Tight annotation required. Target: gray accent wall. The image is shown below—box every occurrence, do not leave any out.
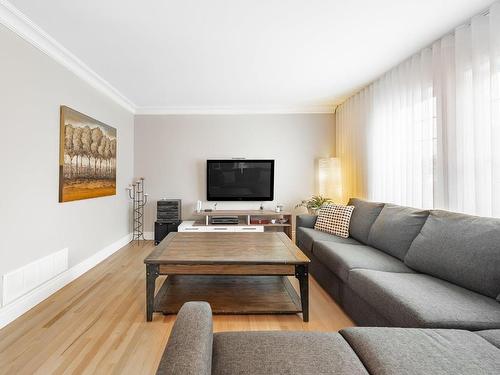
[134,114,335,233]
[0,24,134,305]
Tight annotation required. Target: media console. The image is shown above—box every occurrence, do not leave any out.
[178,210,294,239]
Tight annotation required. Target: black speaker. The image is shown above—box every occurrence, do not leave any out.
[157,199,181,223]
[154,221,180,245]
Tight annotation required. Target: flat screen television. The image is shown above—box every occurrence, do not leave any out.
[207,160,274,201]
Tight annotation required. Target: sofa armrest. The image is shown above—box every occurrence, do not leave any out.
[296,214,318,229]
[156,302,213,375]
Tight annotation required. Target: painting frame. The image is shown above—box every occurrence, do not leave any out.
[59,106,117,202]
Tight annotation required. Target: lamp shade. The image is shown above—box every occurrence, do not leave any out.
[317,157,342,203]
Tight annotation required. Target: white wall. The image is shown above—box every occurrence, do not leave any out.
[134,114,335,232]
[0,25,134,305]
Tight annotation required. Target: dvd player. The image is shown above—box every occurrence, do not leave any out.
[211,216,239,225]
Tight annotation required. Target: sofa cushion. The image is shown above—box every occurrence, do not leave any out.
[296,227,360,254]
[405,210,500,299]
[212,331,368,375]
[476,330,500,349]
[367,204,429,260]
[313,241,414,283]
[348,269,500,330]
[347,198,384,244]
[340,327,500,375]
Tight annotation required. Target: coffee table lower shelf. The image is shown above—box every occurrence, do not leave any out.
[153,275,303,315]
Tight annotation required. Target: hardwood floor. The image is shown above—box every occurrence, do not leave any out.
[0,241,354,375]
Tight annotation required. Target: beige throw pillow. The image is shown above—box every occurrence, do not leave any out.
[314,204,354,238]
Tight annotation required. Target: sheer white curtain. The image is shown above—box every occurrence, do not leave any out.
[336,1,500,217]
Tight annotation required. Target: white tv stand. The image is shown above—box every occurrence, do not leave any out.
[178,210,294,239]
[179,221,264,233]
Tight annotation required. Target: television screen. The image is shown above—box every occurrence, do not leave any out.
[207,160,274,201]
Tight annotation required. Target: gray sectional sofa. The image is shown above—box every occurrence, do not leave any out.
[296,198,500,330]
[156,302,500,375]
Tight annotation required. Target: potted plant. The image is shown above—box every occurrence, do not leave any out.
[295,195,334,215]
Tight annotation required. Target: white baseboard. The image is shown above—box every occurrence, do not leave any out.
[0,233,132,330]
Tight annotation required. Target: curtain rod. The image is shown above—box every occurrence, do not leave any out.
[456,7,491,30]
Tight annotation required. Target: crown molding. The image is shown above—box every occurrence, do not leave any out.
[0,1,336,116]
[0,0,136,113]
[135,105,336,115]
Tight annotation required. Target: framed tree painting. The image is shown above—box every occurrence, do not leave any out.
[59,106,117,202]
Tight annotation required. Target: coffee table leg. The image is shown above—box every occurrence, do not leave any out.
[146,264,159,321]
[295,265,309,322]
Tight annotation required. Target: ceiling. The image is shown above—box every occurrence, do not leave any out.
[4,0,495,113]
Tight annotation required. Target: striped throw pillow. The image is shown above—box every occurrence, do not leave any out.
[314,204,354,238]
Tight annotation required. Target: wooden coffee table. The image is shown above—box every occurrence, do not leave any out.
[144,232,310,322]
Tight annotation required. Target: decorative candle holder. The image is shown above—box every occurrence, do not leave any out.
[127,177,148,244]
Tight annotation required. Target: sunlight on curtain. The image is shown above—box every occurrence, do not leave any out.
[336,1,500,217]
